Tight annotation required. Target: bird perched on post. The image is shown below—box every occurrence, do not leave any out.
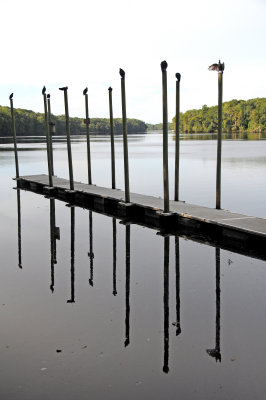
[119,68,125,78]
[83,87,88,95]
[9,93,13,100]
[42,86,46,95]
[208,60,225,72]
[59,86,68,91]
[175,73,181,82]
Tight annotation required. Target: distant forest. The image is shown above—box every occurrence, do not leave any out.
[1,97,265,137]
[172,98,266,133]
[0,106,147,137]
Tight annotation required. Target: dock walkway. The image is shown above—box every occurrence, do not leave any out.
[17,174,266,259]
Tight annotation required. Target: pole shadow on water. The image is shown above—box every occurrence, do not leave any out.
[206,247,221,362]
[175,236,181,336]
[163,236,170,373]
[67,207,75,303]
[16,188,22,269]
[113,218,117,296]
[50,199,60,293]
[88,211,94,286]
[124,224,131,347]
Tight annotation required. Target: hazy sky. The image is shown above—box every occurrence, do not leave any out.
[0,0,265,123]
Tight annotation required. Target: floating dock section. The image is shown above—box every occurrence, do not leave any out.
[17,174,266,260]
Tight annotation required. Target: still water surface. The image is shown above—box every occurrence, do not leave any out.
[0,133,265,399]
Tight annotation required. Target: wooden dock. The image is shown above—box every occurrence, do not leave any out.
[17,174,266,260]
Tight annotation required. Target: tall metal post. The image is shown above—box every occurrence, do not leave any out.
[208,60,224,209]
[9,93,19,179]
[47,94,54,176]
[161,61,169,213]
[174,73,181,201]
[119,69,130,203]
[83,88,92,185]
[216,72,223,209]
[59,87,74,190]
[42,87,53,187]
[109,87,116,189]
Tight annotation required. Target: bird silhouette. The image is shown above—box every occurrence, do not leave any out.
[175,73,181,82]
[161,60,168,71]
[83,87,88,95]
[59,86,68,91]
[208,60,224,72]
[42,86,46,95]
[119,68,125,78]
[9,93,13,100]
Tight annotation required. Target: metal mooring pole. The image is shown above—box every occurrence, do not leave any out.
[208,60,224,209]
[83,87,92,185]
[9,93,19,179]
[161,61,169,213]
[47,94,54,176]
[42,87,53,187]
[120,69,130,203]
[108,87,116,189]
[174,73,181,201]
[59,86,74,190]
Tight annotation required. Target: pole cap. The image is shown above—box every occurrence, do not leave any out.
[175,73,181,82]
[108,86,113,91]
[59,86,68,91]
[83,87,88,95]
[9,93,13,100]
[42,86,46,95]
[119,68,125,78]
[161,60,168,72]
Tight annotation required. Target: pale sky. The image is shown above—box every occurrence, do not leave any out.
[0,0,265,123]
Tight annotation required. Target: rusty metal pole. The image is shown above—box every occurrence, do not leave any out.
[174,73,181,201]
[59,87,74,190]
[120,69,130,203]
[109,87,116,189]
[161,61,169,213]
[42,87,53,187]
[9,93,19,179]
[83,87,92,185]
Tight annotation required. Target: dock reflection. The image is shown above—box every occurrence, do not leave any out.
[50,199,60,293]
[124,224,130,347]
[67,207,75,303]
[206,247,221,362]
[15,194,227,373]
[17,189,22,269]
[88,211,94,287]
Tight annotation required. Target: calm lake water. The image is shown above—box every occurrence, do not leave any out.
[0,132,265,400]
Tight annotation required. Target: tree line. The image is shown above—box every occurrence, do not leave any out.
[172,98,266,133]
[0,106,147,137]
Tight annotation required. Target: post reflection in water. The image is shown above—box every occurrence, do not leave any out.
[175,236,181,336]
[206,247,221,362]
[17,189,22,269]
[88,211,94,287]
[67,207,75,303]
[163,236,170,374]
[124,224,130,347]
[49,199,60,293]
[112,218,117,296]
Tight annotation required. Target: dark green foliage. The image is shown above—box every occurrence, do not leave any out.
[172,98,266,133]
[0,106,147,136]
